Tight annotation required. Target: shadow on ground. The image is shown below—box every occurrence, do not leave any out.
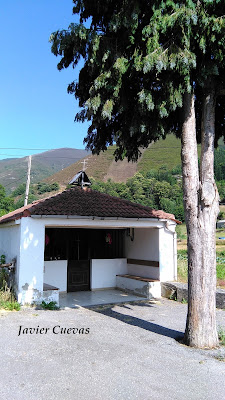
[86,302,184,341]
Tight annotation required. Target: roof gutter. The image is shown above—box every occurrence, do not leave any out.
[30,214,172,223]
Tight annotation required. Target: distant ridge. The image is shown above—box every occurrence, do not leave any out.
[0,148,90,193]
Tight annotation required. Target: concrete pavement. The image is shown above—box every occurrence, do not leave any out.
[0,298,224,400]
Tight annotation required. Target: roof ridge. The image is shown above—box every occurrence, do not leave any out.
[88,187,154,210]
[0,186,180,224]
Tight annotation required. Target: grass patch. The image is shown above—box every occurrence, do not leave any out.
[216,251,225,281]
[0,300,20,311]
[177,250,188,282]
[138,134,201,174]
[0,290,20,311]
[138,135,182,173]
[177,249,225,286]
[176,223,187,241]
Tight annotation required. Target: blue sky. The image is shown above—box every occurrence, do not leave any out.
[0,0,90,160]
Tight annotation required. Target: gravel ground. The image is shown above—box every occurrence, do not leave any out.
[0,298,224,400]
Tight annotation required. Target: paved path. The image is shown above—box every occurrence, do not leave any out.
[0,299,224,400]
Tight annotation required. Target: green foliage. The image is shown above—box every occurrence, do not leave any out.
[138,135,185,173]
[171,165,182,175]
[0,299,21,311]
[214,148,225,180]
[159,198,177,215]
[11,182,60,198]
[11,183,26,197]
[176,224,187,240]
[177,250,188,282]
[218,211,225,220]
[41,301,59,310]
[50,1,225,159]
[36,182,60,194]
[154,181,171,204]
[0,255,6,265]
[217,181,225,202]
[218,327,225,346]
[0,184,15,217]
[14,194,38,210]
[50,182,60,191]
[216,251,225,280]
[10,182,60,209]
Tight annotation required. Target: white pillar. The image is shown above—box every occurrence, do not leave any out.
[159,223,177,282]
[18,218,45,304]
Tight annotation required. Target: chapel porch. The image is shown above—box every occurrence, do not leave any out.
[59,288,147,308]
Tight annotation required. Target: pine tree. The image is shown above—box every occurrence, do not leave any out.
[50,0,225,348]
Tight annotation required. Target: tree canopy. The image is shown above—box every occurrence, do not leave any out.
[51,0,225,158]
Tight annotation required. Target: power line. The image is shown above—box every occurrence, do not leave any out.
[0,147,181,151]
[0,154,90,159]
[0,147,53,150]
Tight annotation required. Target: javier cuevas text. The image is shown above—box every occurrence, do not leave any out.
[18,325,90,336]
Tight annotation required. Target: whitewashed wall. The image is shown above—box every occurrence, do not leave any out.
[159,224,177,282]
[91,258,127,289]
[18,218,45,303]
[44,260,67,292]
[125,228,160,279]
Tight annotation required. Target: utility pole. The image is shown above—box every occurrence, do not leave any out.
[24,155,32,206]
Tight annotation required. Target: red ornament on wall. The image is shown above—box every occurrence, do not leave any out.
[105,233,112,245]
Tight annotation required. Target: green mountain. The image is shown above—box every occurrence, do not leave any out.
[44,135,197,187]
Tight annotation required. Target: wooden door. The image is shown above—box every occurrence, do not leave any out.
[67,260,90,292]
[67,229,90,292]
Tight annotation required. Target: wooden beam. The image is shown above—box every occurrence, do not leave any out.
[127,258,159,268]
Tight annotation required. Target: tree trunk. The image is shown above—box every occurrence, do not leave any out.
[182,89,219,348]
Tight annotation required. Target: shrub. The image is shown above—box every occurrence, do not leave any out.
[0,300,21,311]
[218,211,225,221]
[218,327,225,346]
[0,254,6,264]
[41,301,59,310]
[50,182,60,191]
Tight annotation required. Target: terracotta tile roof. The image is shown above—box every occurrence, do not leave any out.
[0,187,180,224]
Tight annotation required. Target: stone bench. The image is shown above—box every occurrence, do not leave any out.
[42,283,60,306]
[43,283,59,291]
[116,274,161,299]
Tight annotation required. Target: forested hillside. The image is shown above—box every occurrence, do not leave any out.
[1,135,225,221]
[91,167,185,221]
